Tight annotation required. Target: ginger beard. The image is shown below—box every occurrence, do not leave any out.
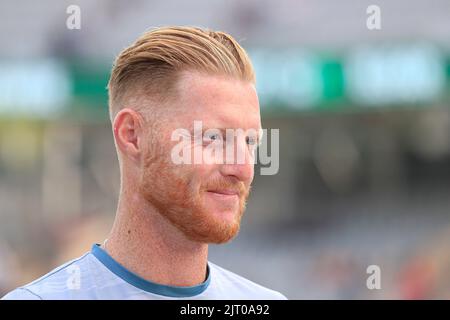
[139,148,251,244]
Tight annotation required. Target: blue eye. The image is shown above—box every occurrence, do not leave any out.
[246,136,257,146]
[209,134,220,141]
[203,132,222,144]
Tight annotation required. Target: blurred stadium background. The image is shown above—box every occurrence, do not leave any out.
[1,0,450,299]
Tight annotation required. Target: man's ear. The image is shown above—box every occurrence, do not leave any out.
[113,108,145,163]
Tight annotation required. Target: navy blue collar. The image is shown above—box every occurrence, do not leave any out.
[91,244,211,297]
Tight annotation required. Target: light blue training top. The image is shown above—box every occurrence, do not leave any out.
[2,244,287,300]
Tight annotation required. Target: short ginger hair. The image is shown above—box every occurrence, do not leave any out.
[107,26,255,122]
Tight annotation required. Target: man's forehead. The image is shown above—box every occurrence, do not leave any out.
[174,71,261,128]
[176,71,258,105]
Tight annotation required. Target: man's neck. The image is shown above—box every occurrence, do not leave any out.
[104,192,209,287]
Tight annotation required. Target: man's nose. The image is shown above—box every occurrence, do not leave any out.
[219,139,254,183]
[219,162,254,184]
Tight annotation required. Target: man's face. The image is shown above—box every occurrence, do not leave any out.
[139,71,261,244]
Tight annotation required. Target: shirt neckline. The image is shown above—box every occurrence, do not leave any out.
[91,243,211,298]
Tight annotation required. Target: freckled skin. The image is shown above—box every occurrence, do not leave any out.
[139,71,261,244]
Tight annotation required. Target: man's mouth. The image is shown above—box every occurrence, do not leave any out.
[206,189,241,203]
[207,189,239,196]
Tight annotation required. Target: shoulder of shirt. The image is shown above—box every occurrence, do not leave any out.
[1,251,92,300]
[208,261,288,300]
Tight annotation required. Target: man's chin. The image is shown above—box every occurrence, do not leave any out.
[201,225,241,244]
[208,207,239,224]
[182,213,242,244]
